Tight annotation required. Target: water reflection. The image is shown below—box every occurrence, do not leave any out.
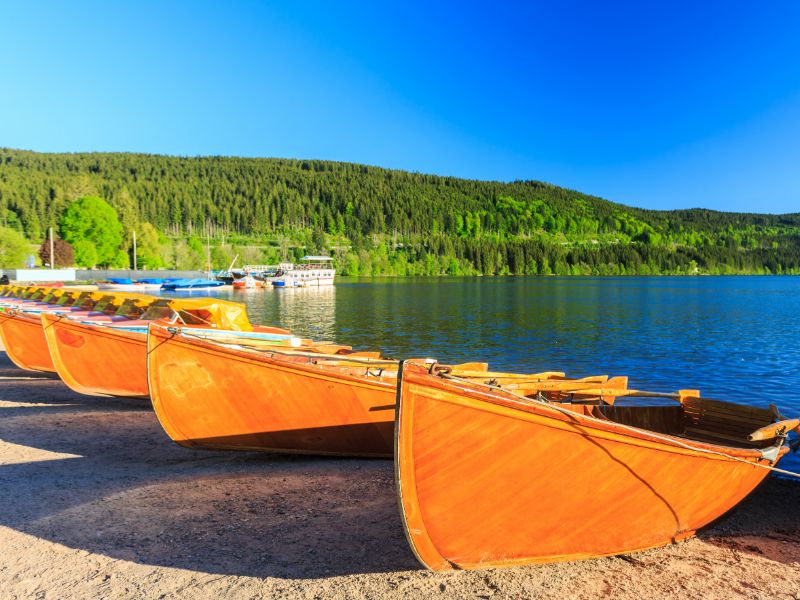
[249,287,337,341]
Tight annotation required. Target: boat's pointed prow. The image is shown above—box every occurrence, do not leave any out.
[0,309,56,372]
[395,360,458,571]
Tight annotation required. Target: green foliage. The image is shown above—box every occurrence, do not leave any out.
[134,222,164,269]
[110,249,130,269]
[58,196,124,267]
[72,240,98,268]
[0,226,30,267]
[1,148,799,276]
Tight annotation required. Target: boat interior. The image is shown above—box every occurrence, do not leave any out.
[427,365,783,450]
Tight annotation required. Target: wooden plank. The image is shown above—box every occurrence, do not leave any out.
[502,379,614,392]
[447,369,567,379]
[683,409,769,426]
[683,427,760,446]
[684,398,772,417]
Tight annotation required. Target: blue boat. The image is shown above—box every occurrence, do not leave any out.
[160,278,226,291]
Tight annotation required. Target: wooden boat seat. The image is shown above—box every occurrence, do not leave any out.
[598,404,685,436]
[593,397,776,449]
[680,396,775,448]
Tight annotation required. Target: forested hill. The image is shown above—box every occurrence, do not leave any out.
[1,147,799,275]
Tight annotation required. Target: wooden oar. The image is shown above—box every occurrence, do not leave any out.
[344,351,383,359]
[558,388,700,400]
[447,369,567,379]
[748,419,800,441]
[449,362,489,372]
[214,342,398,365]
[502,377,615,393]
[184,334,309,349]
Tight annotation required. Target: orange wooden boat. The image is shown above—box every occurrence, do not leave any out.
[0,287,90,371]
[0,309,58,371]
[395,360,798,570]
[43,297,286,398]
[146,323,625,457]
[146,322,399,456]
[0,285,46,303]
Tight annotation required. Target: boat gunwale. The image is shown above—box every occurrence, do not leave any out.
[42,312,148,344]
[403,362,779,461]
[147,323,397,393]
[411,362,789,462]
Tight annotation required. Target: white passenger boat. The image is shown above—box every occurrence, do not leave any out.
[272,256,335,287]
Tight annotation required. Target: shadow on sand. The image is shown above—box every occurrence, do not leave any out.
[2,354,798,578]
[0,355,418,579]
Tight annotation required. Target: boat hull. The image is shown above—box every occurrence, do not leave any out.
[395,361,783,570]
[0,310,56,372]
[41,313,149,397]
[146,325,396,456]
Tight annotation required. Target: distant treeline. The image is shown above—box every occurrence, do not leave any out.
[1,147,799,274]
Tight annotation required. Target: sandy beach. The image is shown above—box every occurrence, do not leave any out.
[0,353,798,599]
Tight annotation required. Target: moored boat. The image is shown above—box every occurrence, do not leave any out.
[0,307,59,371]
[161,278,226,291]
[42,297,290,398]
[97,278,147,292]
[147,322,397,455]
[232,274,260,289]
[0,288,126,372]
[394,360,798,570]
[146,324,621,457]
[272,256,335,287]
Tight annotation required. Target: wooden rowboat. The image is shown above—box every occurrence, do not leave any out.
[43,298,290,398]
[146,322,399,456]
[1,291,152,372]
[0,309,58,371]
[146,323,626,457]
[395,360,797,570]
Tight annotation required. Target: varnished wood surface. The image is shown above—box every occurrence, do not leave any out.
[0,311,56,372]
[41,313,150,397]
[146,324,398,457]
[395,361,786,571]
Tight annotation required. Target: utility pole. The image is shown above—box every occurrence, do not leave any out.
[206,233,211,279]
[49,227,54,269]
[133,230,137,271]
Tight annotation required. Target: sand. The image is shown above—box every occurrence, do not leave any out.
[0,353,798,599]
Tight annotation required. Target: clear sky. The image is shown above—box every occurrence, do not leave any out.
[1,1,799,213]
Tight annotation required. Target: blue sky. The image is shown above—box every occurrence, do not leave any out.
[1,1,799,213]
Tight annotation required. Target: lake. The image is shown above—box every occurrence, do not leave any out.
[176,276,800,471]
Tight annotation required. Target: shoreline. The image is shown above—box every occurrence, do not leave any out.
[0,354,797,598]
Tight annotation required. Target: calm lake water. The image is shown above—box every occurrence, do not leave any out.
[175,276,800,471]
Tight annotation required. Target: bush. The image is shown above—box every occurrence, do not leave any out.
[0,227,30,268]
[39,238,74,268]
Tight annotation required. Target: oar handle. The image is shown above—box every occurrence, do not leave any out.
[560,388,701,400]
[748,419,800,442]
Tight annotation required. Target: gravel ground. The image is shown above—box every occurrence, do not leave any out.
[0,353,798,599]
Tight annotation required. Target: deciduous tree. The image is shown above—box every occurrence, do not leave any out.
[59,196,123,267]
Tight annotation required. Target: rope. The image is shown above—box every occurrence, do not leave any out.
[175,309,209,327]
[432,367,800,480]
